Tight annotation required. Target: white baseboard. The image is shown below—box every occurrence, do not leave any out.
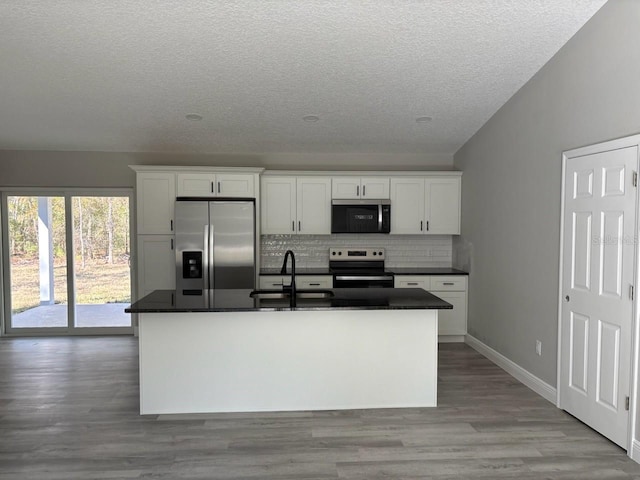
[631,439,640,463]
[464,334,557,404]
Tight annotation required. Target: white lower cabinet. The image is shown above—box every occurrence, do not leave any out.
[137,235,175,298]
[430,291,467,336]
[259,275,333,290]
[394,275,467,339]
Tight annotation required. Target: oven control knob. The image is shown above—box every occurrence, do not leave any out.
[338,251,342,255]
[332,251,336,256]
[378,251,383,256]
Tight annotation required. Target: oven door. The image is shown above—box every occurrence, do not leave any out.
[333,274,394,288]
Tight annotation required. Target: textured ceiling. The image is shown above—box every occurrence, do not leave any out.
[0,0,607,155]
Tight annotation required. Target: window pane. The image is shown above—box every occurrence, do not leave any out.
[72,197,131,327]
[9,196,68,328]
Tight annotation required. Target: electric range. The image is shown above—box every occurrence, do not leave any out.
[329,248,394,288]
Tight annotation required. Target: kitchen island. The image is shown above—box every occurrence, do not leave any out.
[127,288,451,415]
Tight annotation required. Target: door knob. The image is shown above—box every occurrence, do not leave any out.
[565,295,570,302]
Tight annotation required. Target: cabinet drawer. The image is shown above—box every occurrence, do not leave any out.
[431,276,466,291]
[259,275,332,290]
[259,276,286,289]
[297,276,333,289]
[394,276,431,290]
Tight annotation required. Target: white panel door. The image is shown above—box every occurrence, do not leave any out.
[261,177,296,234]
[297,177,331,234]
[560,146,637,448]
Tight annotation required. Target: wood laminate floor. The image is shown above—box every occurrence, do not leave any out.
[1,337,639,479]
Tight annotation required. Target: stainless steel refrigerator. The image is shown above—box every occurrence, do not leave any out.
[175,199,256,292]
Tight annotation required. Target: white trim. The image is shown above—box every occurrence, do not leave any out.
[130,165,265,174]
[1,189,135,336]
[563,134,640,159]
[631,439,640,463]
[465,334,557,404]
[261,169,462,177]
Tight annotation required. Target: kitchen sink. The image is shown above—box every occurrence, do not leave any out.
[249,289,334,300]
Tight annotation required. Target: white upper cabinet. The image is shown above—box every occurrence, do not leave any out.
[217,174,255,197]
[332,177,389,199]
[390,176,461,235]
[297,177,331,234]
[261,176,296,234]
[261,176,331,235]
[425,177,461,234]
[361,177,390,199]
[137,172,176,234]
[177,173,216,196]
[390,178,425,234]
[177,173,255,198]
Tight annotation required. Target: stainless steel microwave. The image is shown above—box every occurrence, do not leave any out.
[331,199,391,234]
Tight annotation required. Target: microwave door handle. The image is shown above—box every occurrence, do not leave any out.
[378,204,383,232]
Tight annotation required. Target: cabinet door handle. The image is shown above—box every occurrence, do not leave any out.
[217,181,221,194]
[171,238,174,250]
[362,185,366,197]
[426,221,429,231]
[170,220,173,231]
[309,283,320,286]
[292,221,295,232]
[420,221,423,231]
[443,282,454,285]
[272,282,283,287]
[356,185,359,197]
[298,221,301,231]
[211,182,214,193]
[407,282,418,286]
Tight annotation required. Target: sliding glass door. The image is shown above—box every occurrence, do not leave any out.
[72,196,131,328]
[2,190,133,334]
[7,196,68,329]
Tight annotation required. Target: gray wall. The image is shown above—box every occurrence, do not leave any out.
[0,150,453,188]
[453,0,640,386]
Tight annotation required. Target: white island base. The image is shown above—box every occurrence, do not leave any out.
[138,309,438,414]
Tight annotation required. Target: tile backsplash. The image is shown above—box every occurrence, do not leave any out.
[261,234,452,269]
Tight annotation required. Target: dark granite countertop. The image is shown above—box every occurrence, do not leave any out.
[260,268,332,275]
[388,268,468,276]
[126,288,452,313]
[260,267,468,276]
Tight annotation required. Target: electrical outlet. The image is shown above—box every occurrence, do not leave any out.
[536,340,542,356]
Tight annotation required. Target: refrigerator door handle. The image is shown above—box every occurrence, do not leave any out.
[203,225,210,290]
[208,223,215,290]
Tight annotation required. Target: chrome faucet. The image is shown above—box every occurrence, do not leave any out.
[280,250,296,306]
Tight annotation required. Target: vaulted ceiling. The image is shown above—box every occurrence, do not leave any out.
[0,0,607,155]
